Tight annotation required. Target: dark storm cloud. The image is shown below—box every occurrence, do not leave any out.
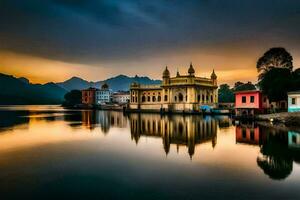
[1,0,300,64]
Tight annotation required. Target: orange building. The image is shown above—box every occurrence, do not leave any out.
[81,87,98,105]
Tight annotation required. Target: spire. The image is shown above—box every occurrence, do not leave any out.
[211,69,217,79]
[176,68,180,77]
[188,62,195,76]
[163,66,170,78]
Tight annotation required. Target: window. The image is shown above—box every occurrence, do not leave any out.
[292,98,296,105]
[250,96,255,103]
[211,95,213,103]
[250,130,254,140]
[142,96,146,102]
[158,96,161,102]
[152,96,156,102]
[197,95,200,102]
[178,93,183,102]
[242,96,246,103]
[292,135,297,144]
[175,96,177,102]
[147,96,151,102]
[242,129,246,138]
[164,95,168,101]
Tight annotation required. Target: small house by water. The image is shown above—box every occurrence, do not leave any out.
[288,91,300,112]
[234,90,269,117]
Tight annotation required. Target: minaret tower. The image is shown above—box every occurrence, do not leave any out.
[162,66,170,85]
[211,69,217,86]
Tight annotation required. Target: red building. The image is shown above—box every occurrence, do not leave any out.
[82,87,98,105]
[235,90,269,117]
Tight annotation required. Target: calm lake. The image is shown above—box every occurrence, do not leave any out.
[0,105,299,199]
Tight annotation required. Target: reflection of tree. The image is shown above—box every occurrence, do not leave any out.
[257,132,293,180]
[0,110,29,132]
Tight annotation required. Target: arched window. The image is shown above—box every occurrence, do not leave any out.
[202,94,205,101]
[206,95,208,101]
[158,96,161,102]
[197,95,200,102]
[147,96,151,102]
[175,96,177,102]
[135,97,137,102]
[211,95,213,103]
[164,95,168,101]
[142,96,146,102]
[179,93,183,102]
[132,97,134,102]
[152,96,156,102]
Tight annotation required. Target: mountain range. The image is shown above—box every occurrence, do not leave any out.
[56,75,161,91]
[0,73,161,105]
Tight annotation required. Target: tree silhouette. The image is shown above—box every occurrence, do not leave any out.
[257,47,293,80]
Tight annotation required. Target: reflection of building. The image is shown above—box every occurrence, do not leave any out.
[288,131,300,148]
[82,87,97,105]
[81,110,128,133]
[288,91,300,112]
[96,83,112,105]
[129,114,218,158]
[81,110,97,130]
[235,123,300,180]
[235,90,269,117]
[129,64,218,112]
[112,91,130,104]
[236,123,261,145]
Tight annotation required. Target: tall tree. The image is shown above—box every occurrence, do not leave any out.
[257,47,293,80]
[63,90,82,106]
[259,68,292,102]
[218,84,234,103]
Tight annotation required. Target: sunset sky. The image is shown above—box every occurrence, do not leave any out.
[1,0,300,85]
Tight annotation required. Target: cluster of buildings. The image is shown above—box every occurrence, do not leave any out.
[81,83,130,106]
[80,63,300,115]
[234,90,300,117]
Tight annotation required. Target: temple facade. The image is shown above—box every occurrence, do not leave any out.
[129,63,218,112]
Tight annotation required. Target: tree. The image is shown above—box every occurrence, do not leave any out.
[259,68,292,102]
[257,47,293,80]
[63,90,82,106]
[291,68,300,91]
[218,84,234,103]
[234,81,256,91]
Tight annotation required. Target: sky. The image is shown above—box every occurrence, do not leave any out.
[0,0,300,85]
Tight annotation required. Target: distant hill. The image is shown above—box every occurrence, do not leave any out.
[57,74,161,91]
[0,73,67,105]
[0,73,161,105]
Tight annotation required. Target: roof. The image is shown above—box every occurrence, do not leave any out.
[234,90,261,94]
[288,90,300,95]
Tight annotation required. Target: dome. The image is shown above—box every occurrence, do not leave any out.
[211,69,217,79]
[188,62,195,75]
[101,83,109,89]
[163,66,170,78]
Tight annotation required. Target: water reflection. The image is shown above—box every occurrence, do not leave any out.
[129,114,218,158]
[0,106,299,183]
[236,123,300,180]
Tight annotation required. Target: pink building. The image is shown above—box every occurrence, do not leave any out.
[235,90,269,117]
